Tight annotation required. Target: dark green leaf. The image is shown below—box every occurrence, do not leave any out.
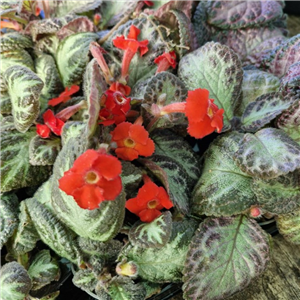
[0,91,12,114]
[1,49,34,74]
[0,32,33,52]
[72,268,98,293]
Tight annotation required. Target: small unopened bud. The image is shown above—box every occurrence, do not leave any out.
[249,206,262,218]
[94,14,101,26]
[116,260,138,278]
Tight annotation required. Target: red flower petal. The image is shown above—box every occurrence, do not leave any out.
[137,182,160,204]
[109,82,131,96]
[115,147,139,161]
[72,149,102,173]
[185,89,209,122]
[125,197,141,214]
[72,185,105,209]
[134,138,155,157]
[58,172,85,195]
[100,177,122,200]
[93,154,122,180]
[187,117,215,139]
[211,109,224,133]
[157,186,173,209]
[129,124,149,145]
[36,124,51,138]
[127,25,140,40]
[50,117,64,136]
[43,109,56,127]
[111,122,132,141]
[139,209,161,223]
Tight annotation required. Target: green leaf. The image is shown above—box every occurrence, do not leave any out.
[56,32,98,86]
[49,0,102,18]
[107,276,146,300]
[142,72,188,130]
[72,268,98,293]
[0,262,32,300]
[192,132,256,217]
[276,207,300,245]
[0,32,33,52]
[241,92,293,132]
[35,35,60,57]
[183,216,270,300]
[252,170,300,214]
[276,99,300,145]
[178,42,243,128]
[234,128,300,179]
[0,193,19,249]
[51,123,126,241]
[6,201,39,256]
[29,135,61,166]
[129,211,172,248]
[83,58,107,138]
[26,197,82,264]
[1,127,51,193]
[35,54,64,112]
[280,61,300,96]
[0,91,12,114]
[123,219,198,283]
[236,69,280,116]
[206,1,283,29]
[1,50,34,74]
[28,250,60,290]
[4,65,43,133]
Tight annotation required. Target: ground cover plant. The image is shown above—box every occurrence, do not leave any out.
[0,1,300,300]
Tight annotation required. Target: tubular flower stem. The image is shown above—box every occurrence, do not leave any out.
[89,42,114,84]
[55,100,87,122]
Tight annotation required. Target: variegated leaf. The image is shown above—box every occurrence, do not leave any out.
[183,216,270,300]
[0,91,12,114]
[56,32,98,86]
[129,211,172,248]
[276,207,300,245]
[123,219,198,283]
[280,61,300,96]
[1,127,51,193]
[234,128,300,179]
[241,92,294,132]
[178,42,243,129]
[1,49,34,74]
[72,268,97,292]
[29,135,61,166]
[0,32,33,52]
[192,132,256,217]
[28,250,60,290]
[0,193,19,249]
[4,65,43,133]
[0,262,32,300]
[26,197,82,264]
[252,170,300,214]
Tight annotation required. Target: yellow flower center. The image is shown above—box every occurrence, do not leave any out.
[115,95,127,105]
[124,138,135,148]
[85,171,99,184]
[207,106,214,118]
[147,199,158,209]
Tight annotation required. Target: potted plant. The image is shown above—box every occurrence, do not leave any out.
[0,1,299,300]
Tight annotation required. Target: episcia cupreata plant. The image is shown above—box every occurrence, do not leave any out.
[1,1,300,300]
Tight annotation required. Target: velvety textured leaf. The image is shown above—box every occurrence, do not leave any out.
[183,216,270,300]
[0,262,32,300]
[279,61,300,96]
[35,54,64,112]
[34,35,60,57]
[28,250,60,290]
[0,32,33,52]
[107,276,146,300]
[192,132,256,217]
[276,99,300,144]
[276,207,300,245]
[29,135,61,166]
[56,32,98,86]
[129,211,172,248]
[206,1,283,29]
[123,219,198,283]
[1,127,51,193]
[257,34,300,78]
[51,122,126,241]
[234,128,300,179]
[0,193,19,249]
[83,58,107,138]
[0,91,12,114]
[103,17,170,88]
[4,65,43,133]
[1,49,34,74]
[236,69,280,116]
[241,92,293,132]
[49,0,102,18]
[142,72,187,130]
[178,42,243,128]
[26,197,82,264]
[212,26,286,62]
[252,170,300,214]
[0,115,15,132]
[6,201,39,256]
[72,268,97,293]
[140,130,201,215]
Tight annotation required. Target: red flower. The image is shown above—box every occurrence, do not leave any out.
[185,88,224,139]
[154,51,177,74]
[36,109,65,138]
[48,85,80,106]
[58,149,122,210]
[109,82,131,96]
[110,122,155,161]
[126,181,173,222]
[99,90,131,126]
[143,1,154,6]
[113,25,149,83]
